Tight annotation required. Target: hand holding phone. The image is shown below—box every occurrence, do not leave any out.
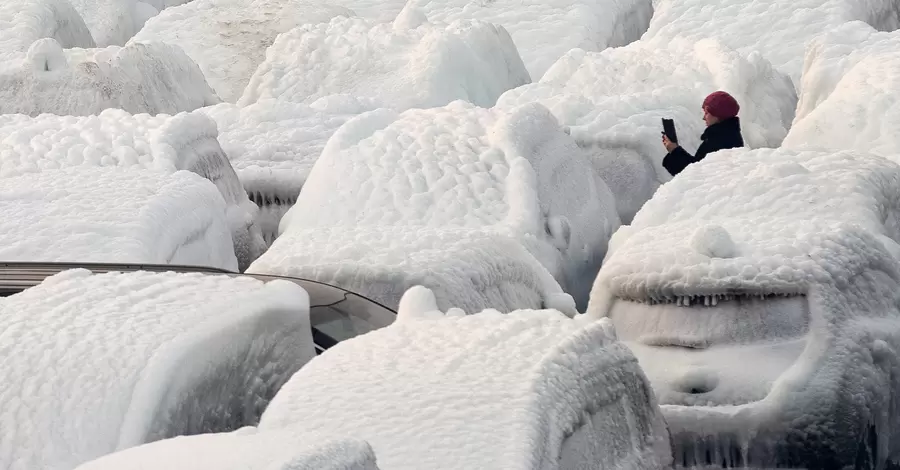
[662,118,678,144]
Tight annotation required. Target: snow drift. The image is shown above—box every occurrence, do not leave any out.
[588,148,900,468]
[0,39,220,116]
[132,0,353,102]
[642,0,900,88]
[497,36,796,223]
[398,0,653,79]
[238,12,531,108]
[0,110,266,269]
[249,101,620,312]
[256,286,672,469]
[0,270,315,470]
[200,97,379,244]
[77,432,379,470]
[0,0,94,61]
[0,168,238,269]
[785,23,900,157]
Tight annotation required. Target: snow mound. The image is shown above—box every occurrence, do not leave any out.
[238,14,530,108]
[497,36,796,223]
[249,101,620,311]
[0,110,266,270]
[76,431,379,470]
[785,24,900,157]
[0,39,220,116]
[258,287,672,469]
[399,0,652,79]
[68,0,155,46]
[132,0,353,102]
[642,0,900,88]
[589,147,900,304]
[0,167,237,269]
[587,148,900,468]
[0,0,95,60]
[0,270,315,470]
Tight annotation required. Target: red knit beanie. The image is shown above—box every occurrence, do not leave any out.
[703,91,740,119]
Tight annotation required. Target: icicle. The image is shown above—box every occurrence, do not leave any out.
[711,295,718,306]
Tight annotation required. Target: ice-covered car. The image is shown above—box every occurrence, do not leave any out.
[0,110,265,269]
[587,148,900,468]
[252,286,671,470]
[249,101,620,312]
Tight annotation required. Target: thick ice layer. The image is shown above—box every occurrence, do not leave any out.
[238,14,530,108]
[76,431,379,470]
[67,0,154,46]
[642,0,900,88]
[497,36,796,222]
[251,101,619,310]
[0,39,220,116]
[0,167,237,270]
[132,0,352,102]
[258,287,672,469]
[0,110,266,269]
[0,0,95,60]
[587,148,900,467]
[0,270,315,470]
[785,25,900,156]
[400,0,652,78]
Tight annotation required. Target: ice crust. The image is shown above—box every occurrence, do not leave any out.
[257,286,672,469]
[76,432,380,470]
[132,0,353,102]
[497,36,796,223]
[785,24,900,158]
[0,0,95,61]
[0,168,238,269]
[0,270,315,470]
[400,0,653,79]
[0,39,220,117]
[642,0,900,88]
[0,110,266,269]
[587,148,900,468]
[249,101,620,312]
[238,14,531,109]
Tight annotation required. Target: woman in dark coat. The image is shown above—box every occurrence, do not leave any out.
[662,91,745,176]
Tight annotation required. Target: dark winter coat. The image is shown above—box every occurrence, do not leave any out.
[662,116,744,176]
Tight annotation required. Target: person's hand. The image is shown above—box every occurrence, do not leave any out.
[662,133,679,152]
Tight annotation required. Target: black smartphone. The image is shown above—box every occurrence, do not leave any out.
[662,118,678,144]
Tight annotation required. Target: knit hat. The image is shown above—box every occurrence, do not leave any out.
[702,91,740,119]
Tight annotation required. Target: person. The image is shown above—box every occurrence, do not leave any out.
[662,91,744,176]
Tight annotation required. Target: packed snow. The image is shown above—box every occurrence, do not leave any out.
[77,432,379,470]
[132,0,353,102]
[0,0,94,61]
[201,97,379,243]
[0,270,315,470]
[250,101,619,311]
[784,24,900,157]
[255,286,671,470]
[642,0,900,88]
[497,36,796,222]
[0,167,237,269]
[397,0,653,79]
[238,13,530,108]
[588,148,900,468]
[67,0,156,46]
[0,39,220,116]
[0,110,266,269]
